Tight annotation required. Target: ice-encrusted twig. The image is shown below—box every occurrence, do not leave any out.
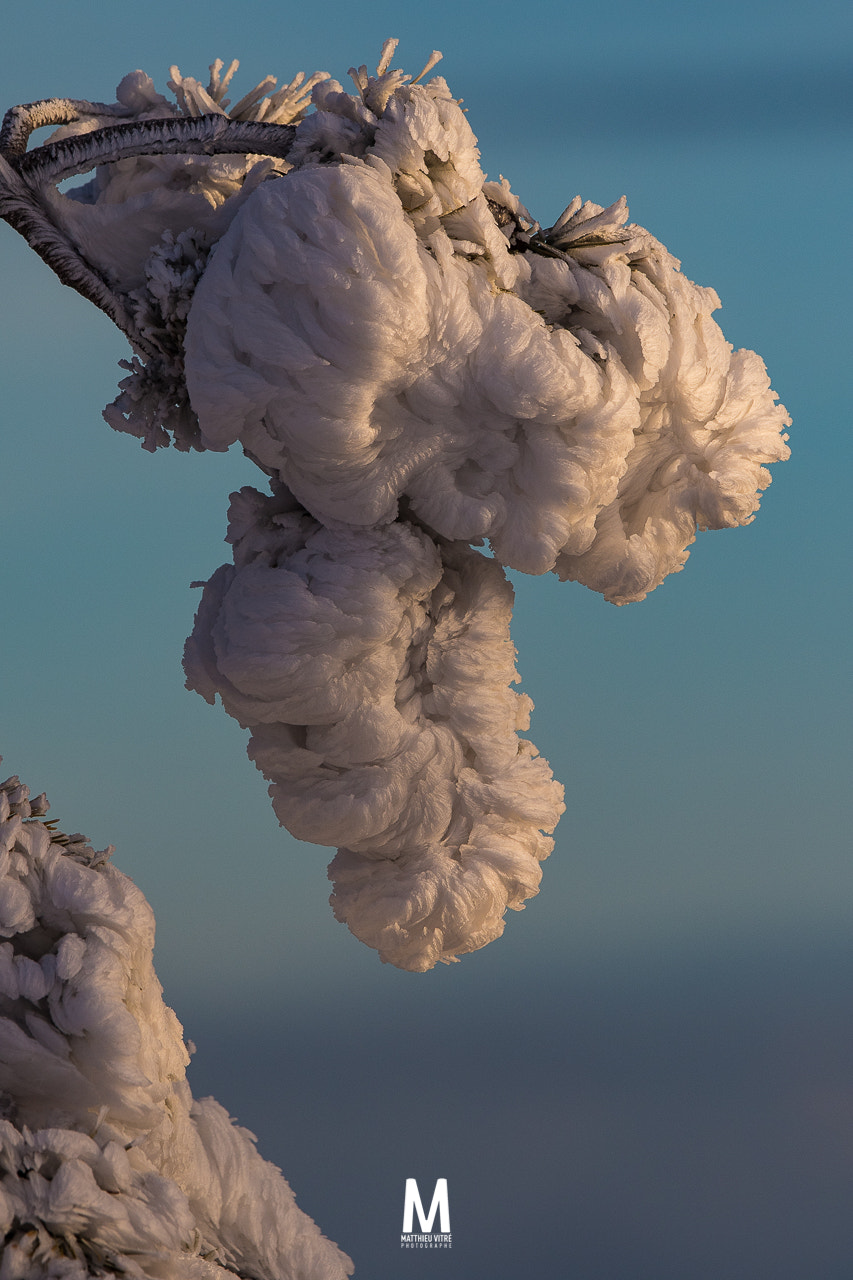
[0,96,134,158]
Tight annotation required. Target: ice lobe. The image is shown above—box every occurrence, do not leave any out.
[183,90,641,580]
[184,485,564,971]
[0,772,353,1278]
[183,70,790,599]
[516,206,793,601]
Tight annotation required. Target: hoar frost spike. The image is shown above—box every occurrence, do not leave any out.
[0,44,790,972]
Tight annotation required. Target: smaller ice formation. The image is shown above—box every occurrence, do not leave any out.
[0,41,790,971]
[0,770,353,1279]
[183,484,564,971]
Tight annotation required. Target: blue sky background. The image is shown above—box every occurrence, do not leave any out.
[1,2,851,1276]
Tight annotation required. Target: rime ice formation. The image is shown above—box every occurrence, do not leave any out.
[183,484,564,970]
[0,770,353,1278]
[0,41,790,968]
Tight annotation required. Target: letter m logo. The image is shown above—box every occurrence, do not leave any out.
[403,1178,450,1233]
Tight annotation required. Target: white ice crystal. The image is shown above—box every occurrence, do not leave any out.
[0,43,790,969]
[0,771,353,1278]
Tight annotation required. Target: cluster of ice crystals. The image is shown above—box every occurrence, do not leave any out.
[0,772,353,1278]
[167,59,330,126]
[7,45,789,968]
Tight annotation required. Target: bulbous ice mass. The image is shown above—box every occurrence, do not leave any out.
[184,484,564,970]
[183,161,638,579]
[181,71,789,600]
[0,41,790,967]
[0,771,352,1278]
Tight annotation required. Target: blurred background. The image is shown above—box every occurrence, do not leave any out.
[1,2,851,1275]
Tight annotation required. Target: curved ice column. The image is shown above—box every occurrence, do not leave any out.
[183,485,564,971]
[0,772,353,1278]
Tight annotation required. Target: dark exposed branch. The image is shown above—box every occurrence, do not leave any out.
[0,97,134,158]
[0,153,153,353]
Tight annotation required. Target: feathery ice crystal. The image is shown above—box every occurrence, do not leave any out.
[0,41,790,969]
[0,770,353,1277]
